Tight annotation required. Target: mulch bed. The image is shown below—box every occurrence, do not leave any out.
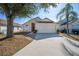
[0,35,32,56]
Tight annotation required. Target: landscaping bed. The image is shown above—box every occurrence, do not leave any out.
[60,33,79,41]
[0,35,32,56]
[14,31,30,35]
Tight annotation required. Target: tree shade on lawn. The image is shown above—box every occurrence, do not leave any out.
[0,3,57,38]
[57,3,78,34]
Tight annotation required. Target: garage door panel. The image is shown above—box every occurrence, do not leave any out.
[35,23,56,33]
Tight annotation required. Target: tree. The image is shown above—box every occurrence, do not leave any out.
[0,3,57,38]
[57,3,78,34]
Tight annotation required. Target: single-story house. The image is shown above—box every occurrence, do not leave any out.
[22,17,59,33]
[0,19,23,34]
[58,19,79,33]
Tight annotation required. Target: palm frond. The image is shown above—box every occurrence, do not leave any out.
[56,8,65,19]
[56,3,74,21]
[59,14,65,20]
[65,3,73,10]
[70,11,78,17]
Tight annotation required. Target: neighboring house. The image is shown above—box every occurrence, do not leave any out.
[13,23,23,32]
[22,17,59,33]
[58,19,79,33]
[0,19,23,34]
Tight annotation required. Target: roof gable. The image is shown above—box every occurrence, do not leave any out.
[28,17,41,22]
[23,17,41,25]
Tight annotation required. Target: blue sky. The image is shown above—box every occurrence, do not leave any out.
[0,3,79,24]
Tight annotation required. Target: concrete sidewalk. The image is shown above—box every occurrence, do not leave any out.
[14,37,69,56]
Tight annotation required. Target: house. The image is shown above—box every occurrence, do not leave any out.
[58,19,79,33]
[0,19,23,34]
[22,17,59,33]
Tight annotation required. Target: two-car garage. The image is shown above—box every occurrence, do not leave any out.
[35,23,56,33]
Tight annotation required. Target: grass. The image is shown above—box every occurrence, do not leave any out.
[13,30,30,33]
[0,35,32,56]
[60,33,79,41]
[0,34,6,38]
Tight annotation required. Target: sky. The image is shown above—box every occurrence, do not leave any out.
[0,3,79,24]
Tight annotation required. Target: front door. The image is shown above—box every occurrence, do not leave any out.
[31,23,35,32]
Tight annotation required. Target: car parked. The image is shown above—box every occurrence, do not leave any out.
[71,25,79,35]
[72,29,79,35]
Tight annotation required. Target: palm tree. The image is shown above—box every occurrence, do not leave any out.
[57,3,78,34]
[0,3,57,38]
[69,11,78,22]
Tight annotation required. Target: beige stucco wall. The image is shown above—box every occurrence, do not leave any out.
[22,20,37,31]
[14,27,23,32]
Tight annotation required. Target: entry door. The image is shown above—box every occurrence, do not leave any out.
[31,23,35,32]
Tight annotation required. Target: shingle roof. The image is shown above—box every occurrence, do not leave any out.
[13,23,22,27]
[0,19,7,26]
[32,17,42,21]
[36,18,54,23]
[23,17,54,25]
[22,17,42,25]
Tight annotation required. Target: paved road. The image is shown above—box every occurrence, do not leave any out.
[14,33,70,56]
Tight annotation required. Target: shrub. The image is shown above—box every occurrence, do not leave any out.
[56,29,59,33]
[60,29,67,33]
[33,30,37,33]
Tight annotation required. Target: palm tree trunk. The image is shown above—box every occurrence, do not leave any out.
[66,13,69,34]
[67,19,69,34]
[6,15,14,38]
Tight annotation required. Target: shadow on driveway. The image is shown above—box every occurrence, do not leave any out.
[18,32,62,40]
[35,33,62,40]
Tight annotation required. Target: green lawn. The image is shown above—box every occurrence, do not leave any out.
[69,34,79,41]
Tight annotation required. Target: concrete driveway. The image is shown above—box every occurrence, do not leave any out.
[14,33,70,56]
